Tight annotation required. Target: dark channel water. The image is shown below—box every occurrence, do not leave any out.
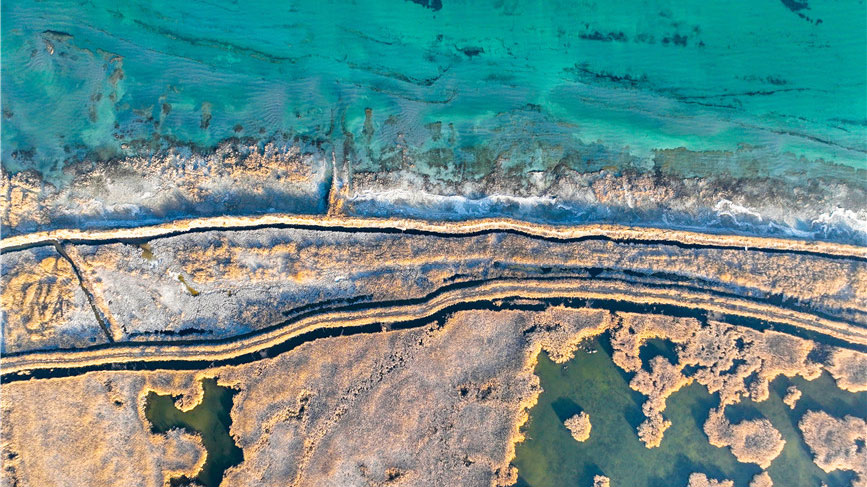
[144,378,243,487]
[512,335,867,487]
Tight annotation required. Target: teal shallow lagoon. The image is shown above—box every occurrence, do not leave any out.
[513,336,867,487]
[2,0,865,181]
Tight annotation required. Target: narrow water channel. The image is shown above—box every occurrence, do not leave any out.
[512,335,866,487]
[145,378,243,487]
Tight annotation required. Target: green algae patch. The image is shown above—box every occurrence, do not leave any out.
[512,335,866,487]
[145,378,242,487]
[177,274,200,297]
[138,243,154,261]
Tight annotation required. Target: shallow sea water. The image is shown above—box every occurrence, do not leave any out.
[2,0,865,181]
[513,336,867,487]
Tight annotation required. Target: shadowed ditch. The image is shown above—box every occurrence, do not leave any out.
[144,378,243,487]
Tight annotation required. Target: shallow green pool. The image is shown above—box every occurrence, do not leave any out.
[145,377,243,487]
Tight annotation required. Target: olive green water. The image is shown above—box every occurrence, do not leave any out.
[513,336,867,487]
[144,378,243,487]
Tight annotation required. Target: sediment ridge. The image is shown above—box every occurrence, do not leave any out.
[3,275,865,382]
[3,215,865,259]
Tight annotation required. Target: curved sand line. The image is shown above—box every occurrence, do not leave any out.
[3,276,865,381]
[2,215,865,260]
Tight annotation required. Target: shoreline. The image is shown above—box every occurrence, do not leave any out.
[3,138,866,246]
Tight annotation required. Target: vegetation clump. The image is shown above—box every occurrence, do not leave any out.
[686,472,734,487]
[703,408,785,469]
[798,410,867,487]
[564,412,591,442]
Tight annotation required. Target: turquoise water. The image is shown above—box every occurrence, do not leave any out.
[513,336,866,487]
[145,378,243,487]
[2,0,866,182]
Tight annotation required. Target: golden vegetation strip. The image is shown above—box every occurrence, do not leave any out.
[3,277,864,377]
[2,215,865,258]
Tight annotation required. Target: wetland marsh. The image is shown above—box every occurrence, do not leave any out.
[513,336,867,487]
